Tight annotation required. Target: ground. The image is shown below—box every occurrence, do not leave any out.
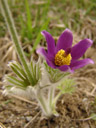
[0,0,96,128]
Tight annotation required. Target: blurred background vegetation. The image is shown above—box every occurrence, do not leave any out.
[0,0,96,55]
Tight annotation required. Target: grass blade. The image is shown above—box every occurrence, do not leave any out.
[25,0,33,40]
[24,18,50,56]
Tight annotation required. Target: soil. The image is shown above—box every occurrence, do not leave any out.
[0,35,96,128]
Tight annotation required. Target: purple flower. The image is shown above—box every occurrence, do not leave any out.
[37,29,94,72]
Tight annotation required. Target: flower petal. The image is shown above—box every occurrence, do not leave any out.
[37,47,56,68]
[70,58,94,70]
[36,47,50,60]
[41,31,55,56]
[71,39,93,60]
[46,59,57,69]
[56,29,73,52]
[58,65,69,71]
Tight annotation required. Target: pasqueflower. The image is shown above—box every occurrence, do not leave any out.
[37,29,94,72]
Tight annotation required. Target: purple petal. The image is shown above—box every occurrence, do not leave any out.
[36,47,50,60]
[37,47,56,68]
[56,29,73,52]
[41,31,55,56]
[58,65,69,72]
[71,39,93,60]
[46,59,57,69]
[36,47,54,61]
[70,58,94,70]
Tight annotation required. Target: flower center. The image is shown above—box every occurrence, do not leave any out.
[55,49,72,66]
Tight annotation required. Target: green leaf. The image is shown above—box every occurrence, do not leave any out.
[6,76,26,88]
[4,85,13,89]
[44,62,69,83]
[10,63,26,80]
[29,60,41,85]
[57,79,75,94]
[6,60,41,89]
[11,62,28,80]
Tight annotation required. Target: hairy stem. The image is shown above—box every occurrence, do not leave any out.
[48,87,55,110]
[36,89,51,117]
[0,0,34,85]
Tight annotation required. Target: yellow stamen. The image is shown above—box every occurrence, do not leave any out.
[55,49,72,66]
